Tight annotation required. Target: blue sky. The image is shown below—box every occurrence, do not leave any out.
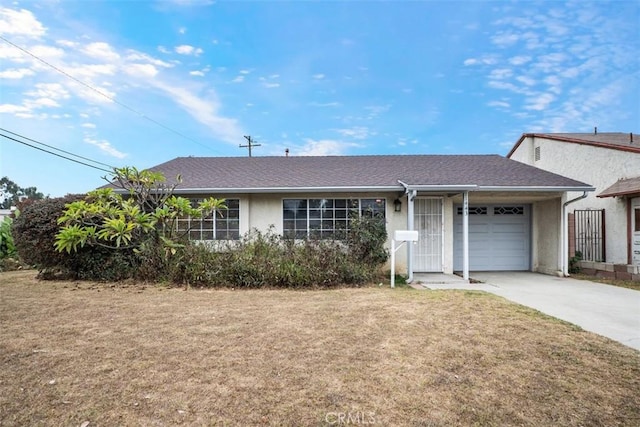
[0,0,638,197]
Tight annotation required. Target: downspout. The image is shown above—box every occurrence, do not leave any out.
[562,192,588,276]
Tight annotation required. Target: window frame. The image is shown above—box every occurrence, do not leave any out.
[176,198,241,241]
[283,197,386,239]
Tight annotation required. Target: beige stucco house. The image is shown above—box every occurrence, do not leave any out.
[508,132,640,277]
[142,154,593,281]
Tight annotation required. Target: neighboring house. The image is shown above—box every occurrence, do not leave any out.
[139,154,592,281]
[0,208,15,222]
[507,132,640,275]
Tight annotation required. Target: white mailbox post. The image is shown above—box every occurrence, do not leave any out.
[390,230,419,288]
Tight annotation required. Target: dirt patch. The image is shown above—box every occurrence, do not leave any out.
[1,270,638,426]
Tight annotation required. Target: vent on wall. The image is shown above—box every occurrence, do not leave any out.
[534,146,541,162]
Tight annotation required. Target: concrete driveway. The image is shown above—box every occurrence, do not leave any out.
[467,272,640,351]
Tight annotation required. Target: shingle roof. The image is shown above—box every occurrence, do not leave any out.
[143,154,592,193]
[598,176,640,198]
[507,132,640,157]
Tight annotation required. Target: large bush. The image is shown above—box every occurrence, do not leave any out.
[11,194,139,280]
[168,226,386,288]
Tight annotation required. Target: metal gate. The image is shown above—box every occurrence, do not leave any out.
[574,209,606,262]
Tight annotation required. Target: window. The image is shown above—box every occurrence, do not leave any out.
[534,146,541,161]
[176,199,240,240]
[283,198,385,239]
[494,206,524,215]
[635,208,640,232]
[457,206,487,215]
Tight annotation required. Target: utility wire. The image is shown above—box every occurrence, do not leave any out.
[0,132,113,173]
[0,127,114,169]
[0,35,219,153]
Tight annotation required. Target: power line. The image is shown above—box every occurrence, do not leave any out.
[0,35,219,153]
[0,127,114,169]
[0,131,113,173]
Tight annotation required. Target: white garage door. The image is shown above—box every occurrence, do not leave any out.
[454,205,531,271]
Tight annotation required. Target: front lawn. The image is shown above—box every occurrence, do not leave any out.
[1,270,638,426]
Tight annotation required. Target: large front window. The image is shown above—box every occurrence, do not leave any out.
[283,198,385,239]
[177,199,240,240]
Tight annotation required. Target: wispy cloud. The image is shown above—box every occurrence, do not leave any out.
[335,126,374,140]
[0,7,46,37]
[174,44,203,56]
[295,139,361,156]
[84,136,127,159]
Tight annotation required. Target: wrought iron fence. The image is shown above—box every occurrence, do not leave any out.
[574,209,606,262]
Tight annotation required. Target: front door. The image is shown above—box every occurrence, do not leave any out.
[413,198,443,272]
[633,198,640,266]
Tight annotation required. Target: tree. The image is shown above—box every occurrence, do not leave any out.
[0,177,45,209]
[54,167,226,256]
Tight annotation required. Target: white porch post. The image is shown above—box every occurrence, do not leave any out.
[407,190,416,282]
[462,191,469,281]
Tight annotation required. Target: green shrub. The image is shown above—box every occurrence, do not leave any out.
[11,194,138,280]
[0,216,16,259]
[168,227,385,288]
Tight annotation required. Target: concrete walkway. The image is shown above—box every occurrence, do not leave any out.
[421,272,640,351]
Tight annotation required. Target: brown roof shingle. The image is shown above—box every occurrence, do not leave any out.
[598,176,640,198]
[142,154,592,193]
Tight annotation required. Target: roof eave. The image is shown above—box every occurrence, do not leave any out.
[478,186,596,192]
[169,185,403,194]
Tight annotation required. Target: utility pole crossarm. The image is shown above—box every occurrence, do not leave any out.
[239,135,261,157]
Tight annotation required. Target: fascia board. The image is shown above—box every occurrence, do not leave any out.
[477,186,596,192]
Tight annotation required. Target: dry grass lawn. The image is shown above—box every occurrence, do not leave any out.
[1,270,638,426]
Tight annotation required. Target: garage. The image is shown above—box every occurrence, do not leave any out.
[454,204,531,271]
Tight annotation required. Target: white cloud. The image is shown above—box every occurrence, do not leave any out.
[151,81,243,144]
[190,70,205,76]
[125,51,174,68]
[487,100,511,108]
[491,32,519,46]
[508,55,531,65]
[239,69,251,74]
[312,73,325,79]
[0,68,34,79]
[296,139,357,156]
[0,7,46,37]
[125,63,159,78]
[69,63,117,78]
[84,137,127,159]
[516,75,536,86]
[335,126,372,140]
[525,93,555,111]
[29,45,64,59]
[231,75,244,83]
[309,101,340,107]
[0,103,30,114]
[463,57,497,66]
[81,123,96,128]
[25,83,70,100]
[489,68,513,80]
[263,82,280,88]
[82,42,120,61]
[157,45,171,54]
[174,44,203,56]
[364,104,391,119]
[26,97,60,109]
[179,27,187,35]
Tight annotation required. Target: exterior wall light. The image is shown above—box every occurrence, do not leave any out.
[394,198,402,212]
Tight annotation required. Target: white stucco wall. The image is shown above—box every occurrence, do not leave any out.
[531,198,561,275]
[244,192,409,272]
[511,136,640,263]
